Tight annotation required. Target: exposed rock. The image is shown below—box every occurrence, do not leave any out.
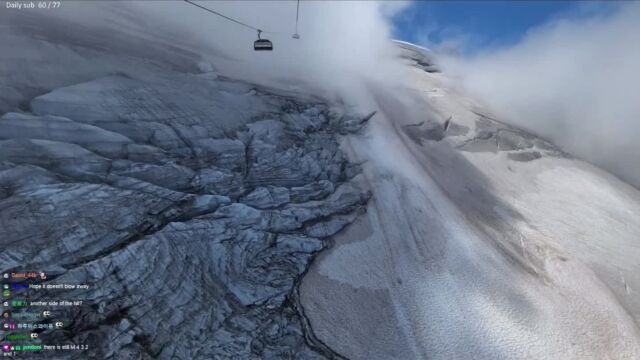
[444,121,470,137]
[394,40,440,73]
[403,121,445,143]
[496,129,534,151]
[457,115,561,160]
[508,151,542,162]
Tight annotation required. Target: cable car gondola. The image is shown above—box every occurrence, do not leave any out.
[183,1,291,51]
[254,30,273,51]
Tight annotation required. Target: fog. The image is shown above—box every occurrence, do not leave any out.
[133,0,410,109]
[9,1,637,187]
[438,3,640,187]
[0,0,409,112]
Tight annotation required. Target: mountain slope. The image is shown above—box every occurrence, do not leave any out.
[300,46,640,359]
[0,9,371,359]
[2,6,639,360]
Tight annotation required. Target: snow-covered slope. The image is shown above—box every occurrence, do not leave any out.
[393,40,439,73]
[0,8,371,359]
[300,44,640,359]
[2,5,639,359]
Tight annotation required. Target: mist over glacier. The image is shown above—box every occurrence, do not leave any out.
[436,2,640,187]
[2,1,640,359]
[133,0,411,108]
[1,0,410,112]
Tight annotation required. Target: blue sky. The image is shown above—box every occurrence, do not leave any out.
[392,1,619,54]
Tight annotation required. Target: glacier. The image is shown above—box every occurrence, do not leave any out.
[1,4,640,360]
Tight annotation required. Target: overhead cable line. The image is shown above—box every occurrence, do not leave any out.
[183,0,274,33]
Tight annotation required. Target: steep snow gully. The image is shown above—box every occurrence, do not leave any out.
[2,7,640,360]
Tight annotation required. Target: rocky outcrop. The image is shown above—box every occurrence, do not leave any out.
[0,73,370,359]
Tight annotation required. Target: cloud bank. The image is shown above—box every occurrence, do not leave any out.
[2,1,409,112]
[437,3,640,187]
[134,0,410,108]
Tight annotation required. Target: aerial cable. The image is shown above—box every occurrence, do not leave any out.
[183,0,263,33]
[184,0,300,51]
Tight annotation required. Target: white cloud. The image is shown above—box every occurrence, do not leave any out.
[437,3,640,186]
[133,0,411,109]
[17,0,409,112]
